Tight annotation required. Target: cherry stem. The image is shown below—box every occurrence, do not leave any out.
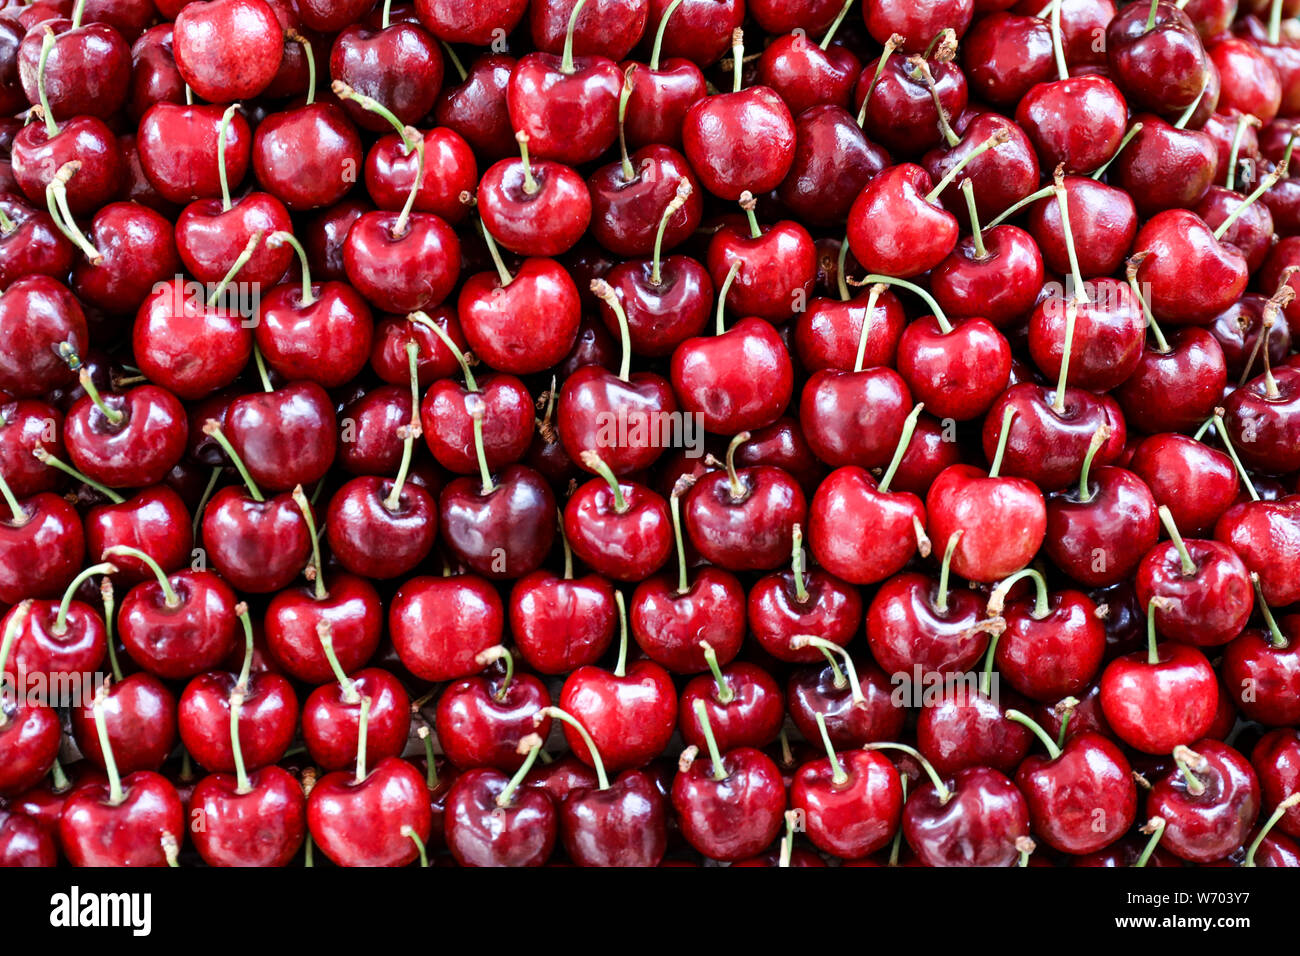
[391,131,425,238]
[1145,599,1162,666]
[701,642,734,704]
[1054,698,1078,750]
[202,420,264,502]
[987,403,1016,478]
[862,742,951,803]
[477,645,515,701]
[53,562,115,635]
[37,29,59,136]
[1076,423,1111,502]
[879,403,924,492]
[670,475,694,595]
[495,734,545,807]
[1251,573,1288,649]
[856,33,904,127]
[580,449,626,513]
[409,310,477,391]
[353,695,373,785]
[466,394,496,496]
[1245,793,1300,866]
[0,205,13,234]
[317,621,360,704]
[857,274,951,334]
[479,217,514,287]
[441,42,466,81]
[617,66,636,182]
[987,184,1053,227]
[1144,0,1160,30]
[70,0,86,27]
[819,0,854,48]
[683,700,728,781]
[1211,411,1259,501]
[651,179,692,285]
[835,234,852,302]
[92,685,125,805]
[813,711,847,785]
[1050,0,1068,81]
[1133,817,1166,867]
[935,530,963,614]
[1157,505,1197,577]
[1091,121,1143,180]
[46,164,103,264]
[101,579,121,682]
[32,446,123,504]
[960,179,987,258]
[289,485,327,601]
[229,688,252,794]
[791,522,808,603]
[989,567,1051,620]
[418,725,439,789]
[730,28,744,94]
[979,626,1002,698]
[1225,115,1258,192]
[0,469,25,525]
[1215,158,1289,240]
[50,757,69,792]
[1173,745,1207,796]
[557,508,573,580]
[888,775,909,865]
[0,603,29,708]
[544,707,609,789]
[267,230,315,306]
[191,467,220,538]
[383,348,422,512]
[292,30,316,105]
[778,811,797,867]
[561,0,591,74]
[738,190,761,240]
[1173,76,1209,131]
[591,279,632,381]
[910,57,958,148]
[613,590,629,678]
[401,825,429,867]
[1269,0,1285,44]
[216,104,240,212]
[331,80,413,152]
[649,0,683,71]
[1125,253,1169,352]
[715,260,741,335]
[103,545,180,607]
[797,636,865,704]
[723,431,749,500]
[1004,709,1063,760]
[207,230,263,307]
[1053,301,1079,413]
[79,368,126,427]
[925,131,1008,204]
[852,284,883,372]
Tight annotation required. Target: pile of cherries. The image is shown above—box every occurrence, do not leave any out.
[2,0,1300,869]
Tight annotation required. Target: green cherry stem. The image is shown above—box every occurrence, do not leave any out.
[591,278,633,381]
[862,742,952,804]
[37,29,59,136]
[202,419,264,502]
[579,449,626,512]
[32,446,123,504]
[1090,121,1144,180]
[650,178,693,286]
[496,734,546,808]
[730,27,744,94]
[52,562,116,635]
[291,485,327,600]
[715,260,741,335]
[1076,423,1112,502]
[670,474,695,594]
[1133,817,1166,867]
[561,0,592,75]
[409,310,478,391]
[1251,573,1289,650]
[792,635,865,705]
[317,620,360,704]
[102,545,179,607]
[819,0,854,49]
[692,699,729,781]
[813,711,847,785]
[988,567,1051,620]
[1004,708,1063,760]
[790,522,809,603]
[856,34,904,128]
[649,0,683,71]
[92,683,126,805]
[613,589,629,678]
[102,579,122,682]
[467,394,496,496]
[541,707,609,789]
[879,403,924,493]
[924,130,1010,204]
[267,230,316,306]
[206,230,263,307]
[1244,793,1300,866]
[934,530,963,615]
[353,695,373,785]
[479,216,515,286]
[475,645,515,701]
[854,273,952,333]
[216,103,240,212]
[1157,505,1197,577]
[701,642,734,704]
[987,403,1016,478]
[852,283,884,373]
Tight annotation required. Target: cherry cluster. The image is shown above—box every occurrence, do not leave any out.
[1,0,1300,869]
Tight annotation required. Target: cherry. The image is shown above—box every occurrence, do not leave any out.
[1253,728,1300,841]
[531,0,649,60]
[1044,424,1159,588]
[1008,708,1136,854]
[73,201,183,316]
[389,571,503,683]
[931,210,1044,330]
[443,736,555,867]
[0,605,62,796]
[309,744,432,867]
[926,406,1047,584]
[108,543,238,680]
[564,450,672,582]
[0,193,74,292]
[330,11,443,131]
[683,432,806,572]
[672,700,785,861]
[0,477,85,604]
[961,13,1054,108]
[1016,6,1127,173]
[2,561,110,679]
[621,0,706,150]
[779,103,889,228]
[756,0,860,115]
[682,30,795,200]
[507,0,622,166]
[1222,310,1300,476]
[558,597,677,772]
[59,683,184,866]
[1115,113,1219,216]
[1106,0,1210,115]
[0,807,57,867]
[264,570,382,684]
[16,5,129,120]
[479,131,591,258]
[435,647,552,771]
[458,224,581,376]
[864,0,974,51]
[1022,173,1137,281]
[679,650,783,752]
[434,50,517,160]
[179,608,297,775]
[173,0,283,101]
[1149,740,1261,863]
[1129,432,1238,537]
[1099,598,1219,754]
[63,371,187,490]
[1211,35,1282,125]
[302,657,409,774]
[0,274,86,398]
[1137,505,1253,647]
[709,192,816,322]
[137,101,249,207]
[785,638,906,749]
